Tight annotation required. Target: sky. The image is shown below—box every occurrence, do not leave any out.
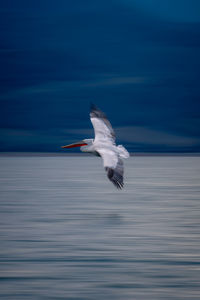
[0,0,200,153]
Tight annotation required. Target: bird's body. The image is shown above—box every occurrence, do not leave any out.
[62,105,129,189]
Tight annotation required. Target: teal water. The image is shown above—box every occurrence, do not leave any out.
[0,156,200,299]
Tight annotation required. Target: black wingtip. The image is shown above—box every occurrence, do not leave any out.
[90,103,107,119]
[105,167,124,190]
[90,103,98,112]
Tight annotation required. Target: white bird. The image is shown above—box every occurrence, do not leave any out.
[61,105,130,189]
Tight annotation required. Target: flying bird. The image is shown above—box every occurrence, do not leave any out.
[61,105,129,189]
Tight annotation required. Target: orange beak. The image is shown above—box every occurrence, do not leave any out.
[61,140,87,149]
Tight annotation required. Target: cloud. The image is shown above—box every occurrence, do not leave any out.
[0,129,64,151]
[83,76,148,87]
[62,128,93,137]
[115,126,199,147]
[61,126,200,148]
[126,0,200,23]
[1,74,149,101]
[0,0,199,153]
[0,126,199,152]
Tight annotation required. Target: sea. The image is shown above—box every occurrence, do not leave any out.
[0,155,200,299]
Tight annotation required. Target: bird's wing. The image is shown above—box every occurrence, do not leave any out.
[97,148,124,189]
[90,104,116,144]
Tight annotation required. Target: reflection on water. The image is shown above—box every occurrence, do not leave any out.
[0,155,200,299]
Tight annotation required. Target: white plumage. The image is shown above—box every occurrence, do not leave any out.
[62,105,130,189]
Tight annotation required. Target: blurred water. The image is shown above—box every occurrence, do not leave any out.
[0,155,200,300]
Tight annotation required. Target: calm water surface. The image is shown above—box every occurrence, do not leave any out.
[0,156,200,299]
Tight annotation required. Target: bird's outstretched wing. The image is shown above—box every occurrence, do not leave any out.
[97,148,124,189]
[90,104,115,144]
[106,159,124,189]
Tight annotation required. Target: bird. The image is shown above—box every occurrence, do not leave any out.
[61,104,130,189]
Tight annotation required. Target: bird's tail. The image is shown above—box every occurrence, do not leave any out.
[117,145,130,159]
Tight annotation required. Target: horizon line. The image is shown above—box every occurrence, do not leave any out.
[0,152,200,157]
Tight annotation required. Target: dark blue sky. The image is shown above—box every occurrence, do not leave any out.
[0,0,200,152]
